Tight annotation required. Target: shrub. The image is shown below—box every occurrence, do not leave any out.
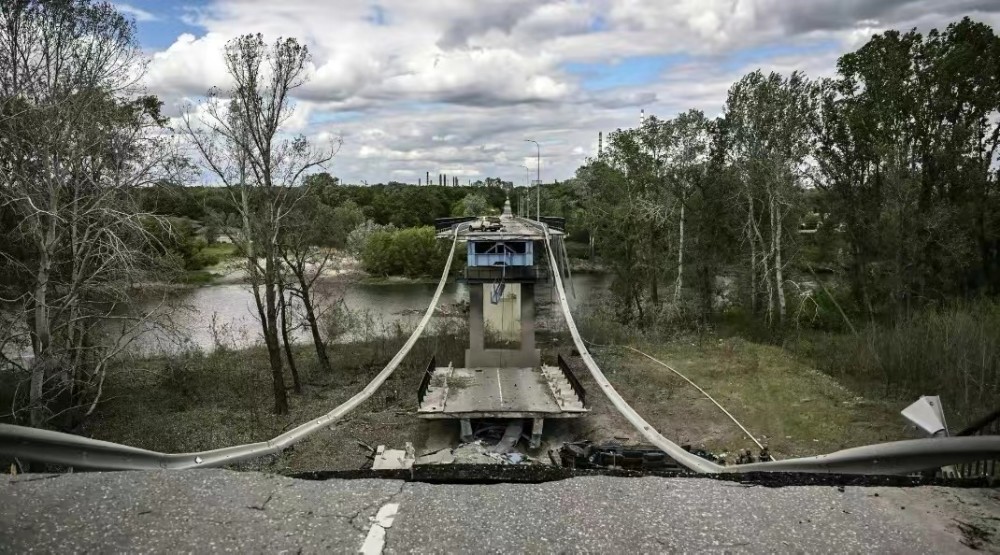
[807,300,1000,426]
[360,226,446,277]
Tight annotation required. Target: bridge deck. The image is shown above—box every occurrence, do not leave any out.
[437,217,562,241]
[418,366,587,419]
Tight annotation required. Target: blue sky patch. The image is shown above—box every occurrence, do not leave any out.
[366,4,388,26]
[119,1,208,49]
[718,39,839,71]
[564,54,689,91]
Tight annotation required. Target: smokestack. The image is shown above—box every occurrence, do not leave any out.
[426,171,430,186]
[598,131,603,157]
[418,178,422,186]
[640,108,645,127]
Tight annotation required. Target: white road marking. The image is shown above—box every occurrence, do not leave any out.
[359,502,400,555]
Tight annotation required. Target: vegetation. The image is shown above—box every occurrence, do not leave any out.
[361,226,448,278]
[573,18,1000,422]
[799,301,1000,423]
[1,1,996,440]
[0,1,180,429]
[579,18,1000,329]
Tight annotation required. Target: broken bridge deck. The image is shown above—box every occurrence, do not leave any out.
[418,366,588,419]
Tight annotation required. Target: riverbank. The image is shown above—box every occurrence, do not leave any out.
[181,246,607,287]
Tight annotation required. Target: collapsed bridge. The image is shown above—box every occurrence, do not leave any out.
[1,198,998,475]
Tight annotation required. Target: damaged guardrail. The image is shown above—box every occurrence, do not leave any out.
[0,224,467,471]
[528,219,1000,476]
[2,219,998,476]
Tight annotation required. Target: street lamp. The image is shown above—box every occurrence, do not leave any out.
[524,139,540,221]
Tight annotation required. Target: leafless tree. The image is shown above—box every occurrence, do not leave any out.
[183,34,335,414]
[0,1,180,428]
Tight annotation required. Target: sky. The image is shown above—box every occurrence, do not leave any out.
[121,0,1000,185]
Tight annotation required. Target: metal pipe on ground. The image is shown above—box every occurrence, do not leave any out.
[526,217,1000,476]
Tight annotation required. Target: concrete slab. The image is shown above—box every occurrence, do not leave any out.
[418,366,586,418]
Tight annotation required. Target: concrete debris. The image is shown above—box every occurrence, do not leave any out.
[372,443,416,470]
[414,441,535,466]
[415,449,456,466]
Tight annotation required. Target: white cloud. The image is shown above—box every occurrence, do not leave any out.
[115,3,158,22]
[138,0,1000,183]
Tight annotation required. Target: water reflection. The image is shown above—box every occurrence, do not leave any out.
[135,274,610,354]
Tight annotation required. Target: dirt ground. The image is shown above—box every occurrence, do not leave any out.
[551,337,914,461]
[85,325,916,472]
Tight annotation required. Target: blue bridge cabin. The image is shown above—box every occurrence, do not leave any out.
[467,240,533,268]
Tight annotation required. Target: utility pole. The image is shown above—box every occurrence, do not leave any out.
[524,139,540,221]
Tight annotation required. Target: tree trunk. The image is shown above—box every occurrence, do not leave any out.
[263,255,288,414]
[29,200,57,428]
[298,280,331,372]
[649,230,659,307]
[278,281,301,394]
[772,195,786,323]
[674,200,685,305]
[747,194,757,313]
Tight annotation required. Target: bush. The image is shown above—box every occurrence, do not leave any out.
[806,300,1000,426]
[361,226,447,277]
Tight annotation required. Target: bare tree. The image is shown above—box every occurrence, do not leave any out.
[0,0,178,428]
[183,34,334,414]
[279,201,340,373]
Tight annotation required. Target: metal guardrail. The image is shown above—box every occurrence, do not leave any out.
[955,408,1000,478]
[0,224,468,470]
[557,354,587,407]
[417,357,435,405]
[539,216,565,231]
[2,217,999,476]
[526,218,1000,476]
[434,216,476,232]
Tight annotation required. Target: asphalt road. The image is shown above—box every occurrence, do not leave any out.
[2,470,998,553]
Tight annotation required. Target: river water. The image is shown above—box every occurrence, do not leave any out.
[135,274,611,355]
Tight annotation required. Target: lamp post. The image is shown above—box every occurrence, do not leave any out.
[524,139,540,221]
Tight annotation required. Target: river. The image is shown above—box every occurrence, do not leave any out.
[132,274,611,355]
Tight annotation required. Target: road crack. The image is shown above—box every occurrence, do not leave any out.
[347,481,407,533]
[248,492,274,511]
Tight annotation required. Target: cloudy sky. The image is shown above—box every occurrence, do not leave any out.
[122,0,1000,185]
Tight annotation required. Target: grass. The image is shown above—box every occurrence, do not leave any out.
[586,337,909,458]
[794,300,1000,431]
[85,323,469,473]
[200,242,238,261]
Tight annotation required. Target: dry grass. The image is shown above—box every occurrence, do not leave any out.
[84,322,468,473]
[798,300,1000,430]
[577,337,912,459]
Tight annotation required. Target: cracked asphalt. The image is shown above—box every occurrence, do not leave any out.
[2,470,998,553]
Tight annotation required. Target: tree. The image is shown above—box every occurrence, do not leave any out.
[723,71,818,325]
[279,202,339,372]
[183,34,335,414]
[816,19,1000,317]
[577,127,664,323]
[0,0,178,428]
[454,192,491,216]
[661,110,712,305]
